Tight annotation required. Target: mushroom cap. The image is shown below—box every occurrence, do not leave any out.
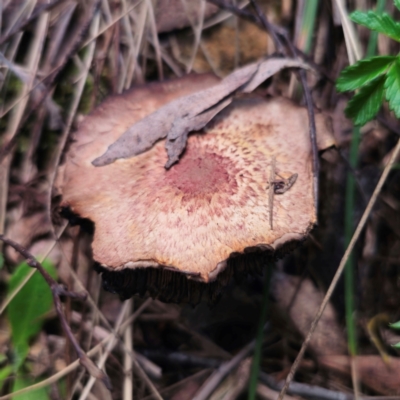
[56,74,334,285]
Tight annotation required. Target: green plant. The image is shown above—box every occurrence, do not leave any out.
[336,0,400,351]
[0,260,56,398]
[342,1,386,368]
[336,1,400,126]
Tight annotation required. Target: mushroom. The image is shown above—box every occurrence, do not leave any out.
[55,74,334,304]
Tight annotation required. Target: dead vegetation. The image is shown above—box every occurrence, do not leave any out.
[1,1,400,399]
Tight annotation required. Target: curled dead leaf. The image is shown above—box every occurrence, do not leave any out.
[92,58,310,168]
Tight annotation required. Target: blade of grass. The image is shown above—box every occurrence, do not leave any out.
[288,1,319,109]
[299,0,319,54]
[344,125,360,396]
[366,0,387,58]
[344,2,386,398]
[248,262,273,400]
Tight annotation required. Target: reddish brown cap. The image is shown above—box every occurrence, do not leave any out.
[55,74,334,301]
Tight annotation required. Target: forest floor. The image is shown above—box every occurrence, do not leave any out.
[1,1,400,399]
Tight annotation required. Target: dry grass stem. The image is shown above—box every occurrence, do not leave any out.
[0,298,153,400]
[78,301,130,399]
[333,0,362,63]
[193,336,259,400]
[123,299,133,400]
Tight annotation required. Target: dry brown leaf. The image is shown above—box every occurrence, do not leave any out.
[271,272,347,356]
[92,58,310,168]
[319,355,400,395]
[56,74,334,290]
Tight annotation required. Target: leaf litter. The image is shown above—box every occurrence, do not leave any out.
[5,0,400,398]
[92,57,310,168]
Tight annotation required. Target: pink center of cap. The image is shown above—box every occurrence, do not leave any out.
[164,141,237,200]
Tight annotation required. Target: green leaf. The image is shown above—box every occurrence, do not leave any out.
[0,253,3,269]
[392,342,400,349]
[351,11,400,42]
[7,260,57,369]
[345,75,385,126]
[0,365,14,391]
[336,56,396,92]
[390,320,400,330]
[385,58,400,118]
[12,376,50,400]
[395,0,400,12]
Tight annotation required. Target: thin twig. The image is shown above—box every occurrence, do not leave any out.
[0,221,68,315]
[260,372,353,400]
[298,67,319,210]
[278,138,400,399]
[208,0,331,79]
[249,0,284,52]
[192,340,256,400]
[0,235,111,390]
[192,323,270,400]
